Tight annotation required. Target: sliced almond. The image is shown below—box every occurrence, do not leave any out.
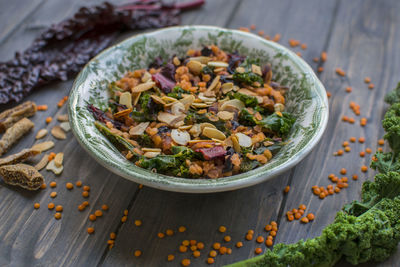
[132,92,141,106]
[171,101,186,115]
[57,114,69,122]
[235,132,252,147]
[236,67,245,73]
[34,154,49,171]
[157,112,185,126]
[151,95,166,105]
[251,64,262,76]
[173,57,181,66]
[221,82,234,94]
[35,129,48,140]
[54,152,64,167]
[141,71,152,83]
[188,56,211,64]
[143,151,161,158]
[198,93,216,103]
[274,103,285,112]
[200,123,216,132]
[142,147,162,152]
[171,129,191,145]
[129,122,150,136]
[119,92,132,109]
[188,139,215,144]
[191,103,210,108]
[114,108,132,119]
[60,122,71,132]
[51,126,66,140]
[208,61,229,68]
[131,81,155,93]
[231,134,241,153]
[220,99,245,111]
[179,95,195,109]
[238,88,257,96]
[207,75,220,91]
[202,127,226,141]
[178,125,192,131]
[32,141,55,152]
[46,159,63,175]
[161,96,178,107]
[187,60,203,76]
[217,111,234,121]
[256,96,264,104]
[189,124,201,137]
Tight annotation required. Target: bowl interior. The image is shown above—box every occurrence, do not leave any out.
[68,25,328,193]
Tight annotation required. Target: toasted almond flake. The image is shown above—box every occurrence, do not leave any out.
[220,99,245,111]
[236,67,245,73]
[161,96,178,104]
[172,57,181,66]
[34,154,49,171]
[189,124,201,137]
[141,71,152,83]
[54,152,64,167]
[251,64,262,76]
[207,61,229,68]
[210,138,224,144]
[238,88,257,96]
[207,75,220,91]
[235,133,252,147]
[143,151,161,158]
[35,129,48,139]
[171,129,191,145]
[274,103,285,112]
[200,123,216,132]
[188,56,211,64]
[173,120,185,128]
[142,148,162,152]
[132,92,141,106]
[231,135,241,152]
[60,122,71,132]
[217,111,234,121]
[202,127,226,141]
[256,96,264,103]
[119,92,132,109]
[51,126,66,140]
[32,141,55,152]
[187,139,215,144]
[187,60,203,75]
[46,160,63,175]
[178,125,192,131]
[171,102,186,115]
[151,95,166,105]
[198,93,216,103]
[191,103,210,108]
[129,122,150,136]
[57,114,69,122]
[221,82,234,94]
[157,112,185,126]
[213,67,225,73]
[179,95,195,109]
[114,108,132,119]
[131,82,155,93]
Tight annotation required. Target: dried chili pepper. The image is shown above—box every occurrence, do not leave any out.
[0,0,204,104]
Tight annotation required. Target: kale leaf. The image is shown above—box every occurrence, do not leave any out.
[231,92,258,107]
[258,112,296,136]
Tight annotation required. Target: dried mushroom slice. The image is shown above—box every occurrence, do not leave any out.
[188,56,211,64]
[0,148,41,166]
[217,111,234,121]
[0,101,36,133]
[0,118,34,156]
[0,163,44,190]
[207,75,220,91]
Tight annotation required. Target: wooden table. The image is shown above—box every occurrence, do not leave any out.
[1,0,399,266]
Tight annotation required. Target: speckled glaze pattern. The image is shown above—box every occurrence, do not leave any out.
[68,26,329,193]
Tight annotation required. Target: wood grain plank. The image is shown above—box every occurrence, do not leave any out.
[102,0,339,266]
[274,1,400,267]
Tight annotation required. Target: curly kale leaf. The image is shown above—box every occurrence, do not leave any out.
[167,86,186,99]
[382,103,400,154]
[384,82,400,105]
[371,152,400,173]
[233,58,264,86]
[231,92,258,107]
[258,112,296,136]
[238,109,257,126]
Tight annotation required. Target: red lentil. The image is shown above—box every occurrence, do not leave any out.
[34,203,40,209]
[134,250,142,258]
[255,247,263,254]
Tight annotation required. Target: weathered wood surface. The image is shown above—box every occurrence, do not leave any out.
[0,0,399,266]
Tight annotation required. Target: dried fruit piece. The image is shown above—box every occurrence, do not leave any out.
[171,129,191,145]
[51,126,66,140]
[0,163,44,190]
[0,118,34,156]
[34,154,49,171]
[57,114,69,122]
[54,153,64,167]
[32,141,55,152]
[0,101,36,133]
[46,160,63,175]
[35,129,48,139]
[0,148,41,166]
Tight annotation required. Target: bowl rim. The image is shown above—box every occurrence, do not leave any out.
[68,25,329,193]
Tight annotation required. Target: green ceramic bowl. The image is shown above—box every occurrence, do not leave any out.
[68,25,328,193]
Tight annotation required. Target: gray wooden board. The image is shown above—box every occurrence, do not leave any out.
[0,0,399,266]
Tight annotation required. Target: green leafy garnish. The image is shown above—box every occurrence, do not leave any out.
[231,92,258,107]
[167,86,186,99]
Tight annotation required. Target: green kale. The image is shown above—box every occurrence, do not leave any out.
[135,133,153,147]
[239,157,260,173]
[167,86,186,99]
[258,112,296,136]
[371,152,400,173]
[136,92,162,121]
[238,109,256,126]
[233,58,264,86]
[202,65,214,75]
[384,82,400,105]
[185,109,227,133]
[382,103,400,153]
[231,92,258,107]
